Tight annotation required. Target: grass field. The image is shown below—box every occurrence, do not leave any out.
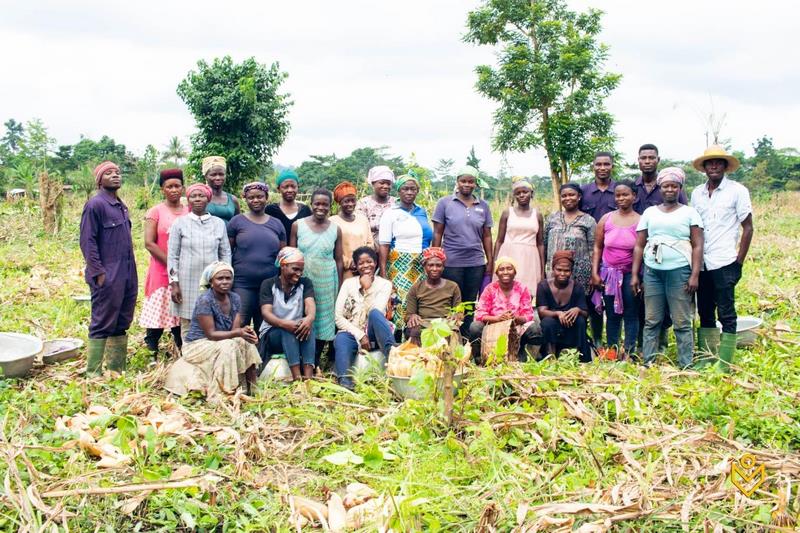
[0,191,799,531]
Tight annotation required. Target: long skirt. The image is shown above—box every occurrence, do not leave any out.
[138,286,181,329]
[387,249,424,331]
[163,338,261,401]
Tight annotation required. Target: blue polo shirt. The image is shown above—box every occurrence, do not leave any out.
[580,180,617,222]
[377,204,432,253]
[432,195,493,267]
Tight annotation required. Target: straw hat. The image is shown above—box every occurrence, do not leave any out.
[692,145,740,173]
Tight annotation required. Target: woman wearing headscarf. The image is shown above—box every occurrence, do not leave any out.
[432,166,494,337]
[404,247,461,345]
[632,168,704,368]
[469,257,539,362]
[378,173,433,331]
[290,188,344,366]
[493,177,545,294]
[266,169,312,239]
[167,183,232,335]
[259,247,317,381]
[537,251,591,362]
[590,180,641,357]
[331,181,373,279]
[202,156,240,224]
[163,262,261,402]
[227,181,286,332]
[140,169,188,356]
[543,183,596,331]
[356,165,396,242]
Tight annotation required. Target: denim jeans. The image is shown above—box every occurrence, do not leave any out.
[643,265,695,368]
[333,309,397,388]
[443,265,486,337]
[697,261,742,334]
[604,271,639,353]
[233,286,263,332]
[259,327,316,367]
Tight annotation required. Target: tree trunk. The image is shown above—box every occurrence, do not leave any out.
[38,171,63,235]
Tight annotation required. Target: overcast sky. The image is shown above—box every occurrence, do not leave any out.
[1,0,797,177]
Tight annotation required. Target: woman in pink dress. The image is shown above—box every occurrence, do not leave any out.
[493,178,545,295]
[140,169,188,356]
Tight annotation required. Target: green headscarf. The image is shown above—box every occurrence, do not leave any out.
[395,171,420,191]
[276,169,299,186]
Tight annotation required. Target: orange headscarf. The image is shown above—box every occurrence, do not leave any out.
[333,181,358,204]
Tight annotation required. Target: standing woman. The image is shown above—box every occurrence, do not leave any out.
[331,181,373,279]
[266,169,312,239]
[432,166,493,336]
[202,156,240,224]
[378,174,433,330]
[140,169,188,356]
[168,183,232,335]
[228,182,286,332]
[543,183,596,332]
[290,188,344,364]
[632,168,704,368]
[357,165,396,244]
[591,181,640,356]
[493,177,545,294]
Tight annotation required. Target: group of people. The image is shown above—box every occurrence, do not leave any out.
[78,142,753,400]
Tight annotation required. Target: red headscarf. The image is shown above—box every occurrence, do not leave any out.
[551,250,575,268]
[93,161,120,186]
[186,183,213,200]
[422,247,447,264]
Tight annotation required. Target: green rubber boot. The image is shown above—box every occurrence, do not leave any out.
[695,327,720,369]
[717,332,737,373]
[105,334,128,373]
[85,338,107,376]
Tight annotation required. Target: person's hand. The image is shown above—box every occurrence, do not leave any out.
[241,326,258,344]
[563,307,580,327]
[631,275,641,297]
[500,310,514,322]
[359,335,371,351]
[406,314,422,329]
[294,317,313,340]
[95,273,106,288]
[591,273,604,291]
[359,273,373,292]
[170,282,183,304]
[686,273,699,294]
[514,315,526,325]
[557,311,569,327]
[485,261,494,278]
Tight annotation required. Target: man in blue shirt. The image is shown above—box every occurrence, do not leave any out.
[580,152,617,223]
[633,144,687,214]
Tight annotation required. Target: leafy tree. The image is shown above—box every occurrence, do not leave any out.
[162,136,188,166]
[21,118,55,172]
[71,135,128,171]
[464,0,621,206]
[177,56,292,188]
[135,145,161,188]
[2,119,24,154]
[466,146,481,169]
[9,160,37,197]
[66,165,97,200]
[295,147,404,193]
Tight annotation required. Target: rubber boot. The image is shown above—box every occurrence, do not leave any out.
[85,338,107,376]
[717,332,737,373]
[105,334,128,373]
[695,327,720,369]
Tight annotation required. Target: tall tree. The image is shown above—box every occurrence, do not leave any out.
[177,56,292,188]
[22,118,55,172]
[295,147,404,193]
[2,119,24,154]
[464,0,621,206]
[162,136,188,166]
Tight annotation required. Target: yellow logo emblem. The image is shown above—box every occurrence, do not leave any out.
[730,453,766,497]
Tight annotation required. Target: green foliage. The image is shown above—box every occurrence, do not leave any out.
[177,56,292,188]
[464,0,620,205]
[161,136,188,166]
[295,146,405,193]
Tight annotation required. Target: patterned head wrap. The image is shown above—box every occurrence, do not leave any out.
[367,165,395,185]
[456,165,479,178]
[186,183,213,200]
[275,246,305,267]
[656,167,686,187]
[202,156,226,176]
[276,169,299,186]
[333,181,358,203]
[159,168,184,186]
[94,161,120,186]
[495,256,519,273]
[242,182,269,197]
[395,172,420,191]
[511,177,533,191]
[422,247,447,264]
[200,261,233,289]
[551,250,575,269]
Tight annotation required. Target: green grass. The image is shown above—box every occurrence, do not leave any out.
[0,192,798,531]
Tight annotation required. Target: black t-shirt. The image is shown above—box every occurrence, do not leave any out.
[536,280,588,312]
[259,275,315,316]
[265,203,312,241]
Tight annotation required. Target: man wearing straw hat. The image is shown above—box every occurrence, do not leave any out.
[690,145,754,371]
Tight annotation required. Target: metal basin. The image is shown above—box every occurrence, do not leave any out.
[42,338,84,364]
[716,316,763,347]
[354,350,386,373]
[0,332,42,378]
[389,371,466,401]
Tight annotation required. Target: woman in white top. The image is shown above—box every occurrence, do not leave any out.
[333,246,396,390]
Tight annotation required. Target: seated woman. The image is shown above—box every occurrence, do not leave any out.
[537,251,591,362]
[164,262,261,402]
[333,246,397,390]
[468,257,540,362]
[258,247,316,381]
[404,247,461,345]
